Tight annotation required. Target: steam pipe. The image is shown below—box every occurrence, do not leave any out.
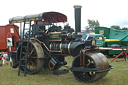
[74,5,82,35]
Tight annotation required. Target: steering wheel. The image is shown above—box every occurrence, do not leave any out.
[24,30,32,38]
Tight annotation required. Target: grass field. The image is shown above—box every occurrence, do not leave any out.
[0,57,128,85]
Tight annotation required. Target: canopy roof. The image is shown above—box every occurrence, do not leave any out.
[9,12,67,24]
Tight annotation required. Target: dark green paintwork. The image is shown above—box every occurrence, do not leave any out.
[93,27,128,55]
[95,27,110,39]
[89,34,127,55]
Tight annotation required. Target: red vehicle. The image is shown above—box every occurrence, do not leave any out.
[0,24,19,58]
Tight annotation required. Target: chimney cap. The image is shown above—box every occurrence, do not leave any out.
[74,5,82,8]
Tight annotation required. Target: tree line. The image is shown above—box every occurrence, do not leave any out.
[85,19,128,31]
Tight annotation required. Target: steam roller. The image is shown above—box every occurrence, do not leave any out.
[9,4,112,83]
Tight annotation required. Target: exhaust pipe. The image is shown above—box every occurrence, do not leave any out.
[74,5,82,35]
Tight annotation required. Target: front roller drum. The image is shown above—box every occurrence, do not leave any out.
[72,52,111,83]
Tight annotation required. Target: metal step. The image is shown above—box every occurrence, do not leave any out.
[22,46,27,48]
[21,65,25,67]
[21,59,26,61]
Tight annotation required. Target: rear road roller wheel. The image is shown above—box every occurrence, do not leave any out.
[72,52,110,83]
[17,40,44,74]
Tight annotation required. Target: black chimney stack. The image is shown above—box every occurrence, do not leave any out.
[74,5,82,35]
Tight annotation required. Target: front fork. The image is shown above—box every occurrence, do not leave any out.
[79,49,99,67]
[80,49,86,67]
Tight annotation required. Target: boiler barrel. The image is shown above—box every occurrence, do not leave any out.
[50,41,84,56]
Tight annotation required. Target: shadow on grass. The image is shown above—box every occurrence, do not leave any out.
[35,68,53,75]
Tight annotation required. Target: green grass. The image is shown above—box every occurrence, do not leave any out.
[0,57,128,85]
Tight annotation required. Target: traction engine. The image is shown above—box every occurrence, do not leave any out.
[10,5,112,82]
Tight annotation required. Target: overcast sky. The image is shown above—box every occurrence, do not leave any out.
[0,0,128,30]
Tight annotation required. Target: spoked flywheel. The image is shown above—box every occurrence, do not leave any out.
[72,52,110,83]
[17,40,45,74]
